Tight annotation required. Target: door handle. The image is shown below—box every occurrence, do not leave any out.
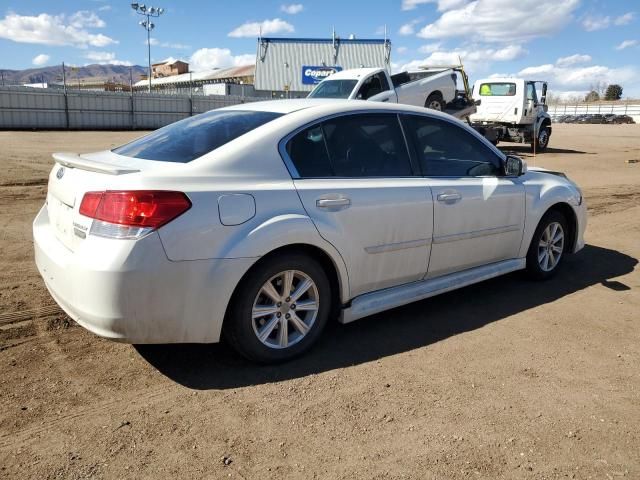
[437,192,462,203]
[316,197,351,209]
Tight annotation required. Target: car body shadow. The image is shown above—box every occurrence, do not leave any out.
[135,245,636,390]
[499,146,589,156]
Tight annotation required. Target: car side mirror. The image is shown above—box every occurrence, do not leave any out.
[474,99,481,106]
[503,155,524,176]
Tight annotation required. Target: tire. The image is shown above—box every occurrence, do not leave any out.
[525,211,568,280]
[531,125,550,152]
[223,253,331,363]
[425,92,444,111]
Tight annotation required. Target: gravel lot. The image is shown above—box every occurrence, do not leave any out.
[0,124,639,479]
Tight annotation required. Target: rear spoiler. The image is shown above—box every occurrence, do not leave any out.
[52,152,140,175]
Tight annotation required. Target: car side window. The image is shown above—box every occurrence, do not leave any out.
[377,72,391,92]
[285,125,333,177]
[357,74,385,99]
[403,115,502,177]
[322,114,413,177]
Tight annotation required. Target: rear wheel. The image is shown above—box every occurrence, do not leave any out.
[526,211,568,280]
[425,92,444,111]
[224,253,331,363]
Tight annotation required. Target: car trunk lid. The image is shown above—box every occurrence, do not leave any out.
[46,150,151,252]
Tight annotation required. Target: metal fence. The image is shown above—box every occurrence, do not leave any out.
[0,86,270,130]
[548,102,640,121]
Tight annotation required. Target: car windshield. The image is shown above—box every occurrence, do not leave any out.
[479,82,516,96]
[308,80,358,99]
[113,109,283,163]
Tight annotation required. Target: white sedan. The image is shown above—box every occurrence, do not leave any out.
[34,99,586,363]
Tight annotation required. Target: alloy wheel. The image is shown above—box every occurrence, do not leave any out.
[537,222,564,272]
[251,270,319,349]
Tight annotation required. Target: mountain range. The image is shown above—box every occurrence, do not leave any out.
[0,64,147,86]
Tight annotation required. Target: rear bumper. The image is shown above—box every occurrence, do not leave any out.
[33,205,255,343]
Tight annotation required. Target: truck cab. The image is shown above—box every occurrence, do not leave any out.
[308,67,471,119]
[470,78,552,152]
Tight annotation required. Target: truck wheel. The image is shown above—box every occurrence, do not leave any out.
[531,126,550,152]
[425,93,444,111]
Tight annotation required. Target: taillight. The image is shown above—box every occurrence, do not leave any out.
[79,190,191,239]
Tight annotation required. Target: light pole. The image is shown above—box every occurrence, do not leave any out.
[131,3,164,93]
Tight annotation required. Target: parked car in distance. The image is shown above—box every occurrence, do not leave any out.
[606,114,635,124]
[34,100,587,363]
[587,114,607,124]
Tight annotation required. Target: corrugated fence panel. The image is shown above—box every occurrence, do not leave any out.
[549,103,640,122]
[0,86,270,130]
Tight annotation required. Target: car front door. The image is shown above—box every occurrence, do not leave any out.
[282,112,433,298]
[402,114,525,278]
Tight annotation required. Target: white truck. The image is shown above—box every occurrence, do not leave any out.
[308,67,465,113]
[470,78,552,152]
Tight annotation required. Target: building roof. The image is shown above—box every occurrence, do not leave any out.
[134,65,255,87]
[152,59,188,67]
[260,37,389,44]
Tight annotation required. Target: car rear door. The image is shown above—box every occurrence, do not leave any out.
[402,114,525,278]
[282,112,433,298]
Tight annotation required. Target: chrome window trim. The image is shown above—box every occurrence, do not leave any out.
[278,108,507,181]
[278,109,418,180]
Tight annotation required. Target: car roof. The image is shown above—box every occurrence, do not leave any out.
[219,98,454,118]
[322,68,383,80]
[219,98,349,114]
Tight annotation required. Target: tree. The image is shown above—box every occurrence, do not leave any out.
[605,84,623,100]
[584,90,600,102]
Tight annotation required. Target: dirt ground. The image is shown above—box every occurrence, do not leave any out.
[0,125,639,480]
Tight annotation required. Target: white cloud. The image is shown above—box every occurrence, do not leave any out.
[518,63,638,93]
[417,0,579,43]
[0,11,116,48]
[84,51,132,66]
[228,18,294,38]
[614,12,635,26]
[616,39,638,50]
[401,0,468,11]
[32,54,50,66]
[69,11,105,29]
[146,37,190,49]
[556,54,591,67]
[396,46,408,55]
[582,15,610,31]
[398,18,422,36]
[418,42,442,53]
[189,48,254,71]
[400,44,527,73]
[280,4,304,14]
[98,5,111,12]
[402,0,431,10]
[583,12,635,31]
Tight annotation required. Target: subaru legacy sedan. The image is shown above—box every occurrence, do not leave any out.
[34,100,586,363]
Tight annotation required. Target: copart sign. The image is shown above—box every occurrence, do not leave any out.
[302,66,342,85]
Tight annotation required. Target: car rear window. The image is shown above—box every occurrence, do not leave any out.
[113,109,283,163]
[479,82,516,96]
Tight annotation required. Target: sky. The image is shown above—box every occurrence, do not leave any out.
[0,0,638,98]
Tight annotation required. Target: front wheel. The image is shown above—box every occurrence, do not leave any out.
[531,125,550,152]
[526,211,568,280]
[224,253,331,363]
